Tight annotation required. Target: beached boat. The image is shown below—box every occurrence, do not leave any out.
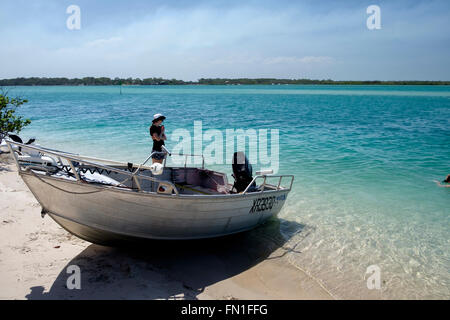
[4,140,293,245]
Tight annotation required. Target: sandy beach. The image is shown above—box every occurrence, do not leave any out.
[0,153,332,300]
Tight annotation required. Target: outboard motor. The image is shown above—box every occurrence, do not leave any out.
[6,134,35,145]
[0,134,36,153]
[232,152,256,193]
[8,134,23,144]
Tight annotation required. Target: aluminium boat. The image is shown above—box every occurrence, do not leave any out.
[4,140,293,245]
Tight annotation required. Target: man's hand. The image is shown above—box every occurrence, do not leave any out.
[160,125,167,140]
[152,133,161,141]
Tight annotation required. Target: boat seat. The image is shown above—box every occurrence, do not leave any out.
[177,184,218,195]
[172,168,230,193]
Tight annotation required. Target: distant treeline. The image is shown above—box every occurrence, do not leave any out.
[0,77,449,86]
[0,77,188,86]
[198,78,450,85]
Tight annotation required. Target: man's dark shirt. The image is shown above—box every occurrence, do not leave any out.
[150,124,165,151]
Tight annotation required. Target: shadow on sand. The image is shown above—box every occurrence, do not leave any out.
[26,218,308,300]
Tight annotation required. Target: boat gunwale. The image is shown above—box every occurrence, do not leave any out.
[20,169,291,200]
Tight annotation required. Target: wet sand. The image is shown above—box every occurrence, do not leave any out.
[0,153,332,300]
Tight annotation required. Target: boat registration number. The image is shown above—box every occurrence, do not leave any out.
[249,196,276,213]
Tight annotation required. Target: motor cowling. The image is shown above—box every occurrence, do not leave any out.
[232,152,256,193]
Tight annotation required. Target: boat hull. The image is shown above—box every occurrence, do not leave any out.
[21,172,290,244]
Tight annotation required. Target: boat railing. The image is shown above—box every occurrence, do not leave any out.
[5,140,292,196]
[44,149,128,166]
[180,153,205,169]
[242,174,295,194]
[5,140,180,195]
[166,151,205,169]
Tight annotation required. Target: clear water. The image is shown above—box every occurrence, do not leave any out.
[9,85,450,299]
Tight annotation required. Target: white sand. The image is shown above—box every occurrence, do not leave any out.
[0,153,332,300]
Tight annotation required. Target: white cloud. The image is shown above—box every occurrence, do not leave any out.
[85,37,123,48]
[263,56,334,65]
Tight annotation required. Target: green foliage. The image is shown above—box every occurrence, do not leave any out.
[0,92,31,138]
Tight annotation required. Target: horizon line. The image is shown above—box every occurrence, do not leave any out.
[1,77,449,85]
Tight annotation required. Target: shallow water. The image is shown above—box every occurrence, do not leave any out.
[9,85,450,299]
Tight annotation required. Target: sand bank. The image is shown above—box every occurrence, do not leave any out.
[0,153,331,300]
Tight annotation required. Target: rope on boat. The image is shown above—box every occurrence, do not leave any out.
[61,165,112,176]
[29,169,135,195]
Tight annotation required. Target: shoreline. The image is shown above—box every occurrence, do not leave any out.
[1,77,450,87]
[2,83,450,87]
[0,153,332,300]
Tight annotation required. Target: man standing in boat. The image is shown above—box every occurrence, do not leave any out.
[150,113,167,164]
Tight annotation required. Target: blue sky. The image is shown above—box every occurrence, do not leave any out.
[0,0,449,80]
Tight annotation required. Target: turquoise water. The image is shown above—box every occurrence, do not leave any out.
[10,85,450,299]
